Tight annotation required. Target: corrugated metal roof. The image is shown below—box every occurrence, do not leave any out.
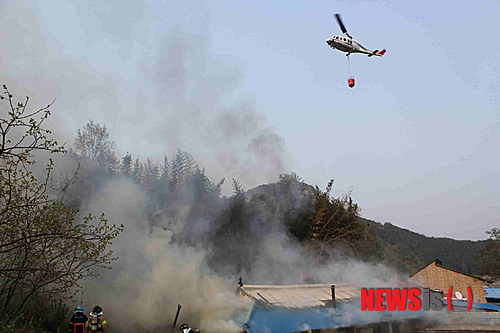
[239,283,359,309]
[446,299,500,311]
[484,287,500,299]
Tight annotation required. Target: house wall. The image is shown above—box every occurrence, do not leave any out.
[411,262,487,303]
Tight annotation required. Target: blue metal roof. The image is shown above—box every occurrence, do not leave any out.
[242,300,426,333]
[484,287,500,300]
[446,300,500,312]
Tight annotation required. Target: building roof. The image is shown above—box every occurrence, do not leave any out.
[410,259,491,283]
[446,299,500,311]
[484,287,500,300]
[238,283,359,309]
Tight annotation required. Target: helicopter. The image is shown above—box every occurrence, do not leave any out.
[325,14,386,87]
[326,14,386,57]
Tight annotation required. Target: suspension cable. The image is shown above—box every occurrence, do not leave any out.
[347,55,353,77]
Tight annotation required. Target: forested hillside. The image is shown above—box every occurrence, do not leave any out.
[1,109,497,332]
[246,182,493,276]
[363,219,491,275]
[62,120,494,277]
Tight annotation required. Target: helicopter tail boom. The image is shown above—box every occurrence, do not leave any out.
[367,49,386,57]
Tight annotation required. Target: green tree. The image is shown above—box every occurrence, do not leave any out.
[170,149,196,189]
[189,167,224,203]
[486,227,500,240]
[160,155,170,182]
[478,227,500,277]
[143,158,159,193]
[209,179,254,275]
[278,172,303,184]
[120,153,133,177]
[178,168,224,245]
[132,158,143,184]
[74,120,118,172]
[0,86,123,324]
[277,173,315,241]
[308,179,368,259]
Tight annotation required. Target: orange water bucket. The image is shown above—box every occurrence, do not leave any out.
[347,77,355,88]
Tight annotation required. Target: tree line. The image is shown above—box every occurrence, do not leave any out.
[44,107,500,282]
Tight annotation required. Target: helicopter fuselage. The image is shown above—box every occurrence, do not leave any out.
[326,35,382,56]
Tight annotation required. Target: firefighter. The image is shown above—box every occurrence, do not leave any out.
[179,323,200,333]
[180,323,191,333]
[68,306,88,333]
[87,305,108,333]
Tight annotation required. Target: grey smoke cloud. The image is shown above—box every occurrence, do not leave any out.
[80,179,252,333]
[76,179,409,332]
[0,0,290,191]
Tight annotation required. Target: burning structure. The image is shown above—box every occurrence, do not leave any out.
[234,279,500,333]
[233,282,444,333]
[236,283,359,333]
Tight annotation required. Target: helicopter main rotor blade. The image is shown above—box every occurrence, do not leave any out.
[335,13,348,35]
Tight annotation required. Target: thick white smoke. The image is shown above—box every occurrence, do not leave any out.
[0,0,290,191]
[80,179,252,333]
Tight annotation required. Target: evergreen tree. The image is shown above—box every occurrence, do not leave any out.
[168,150,197,202]
[120,153,133,177]
[132,158,143,184]
[209,179,254,275]
[160,155,170,182]
[143,158,159,192]
[478,228,500,277]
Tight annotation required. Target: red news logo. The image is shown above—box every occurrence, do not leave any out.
[360,288,422,312]
[360,287,474,312]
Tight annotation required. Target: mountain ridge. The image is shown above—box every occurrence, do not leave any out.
[244,180,488,275]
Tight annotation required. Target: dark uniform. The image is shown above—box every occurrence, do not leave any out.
[68,307,88,333]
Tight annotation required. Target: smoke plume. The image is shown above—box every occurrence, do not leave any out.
[0,0,289,190]
[0,2,417,333]
[81,180,251,333]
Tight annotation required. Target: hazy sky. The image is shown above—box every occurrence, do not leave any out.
[1,1,498,240]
